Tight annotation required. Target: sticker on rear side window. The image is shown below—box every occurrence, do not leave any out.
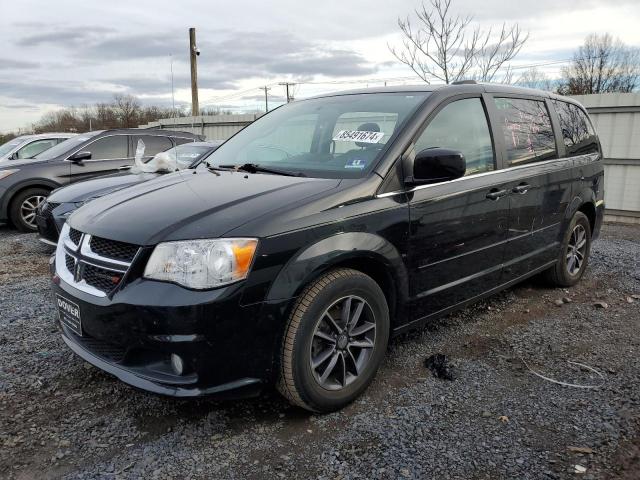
[333,130,384,143]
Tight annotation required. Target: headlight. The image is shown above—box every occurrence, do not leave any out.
[143,238,258,289]
[0,169,19,180]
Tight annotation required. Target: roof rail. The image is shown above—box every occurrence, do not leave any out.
[451,80,477,85]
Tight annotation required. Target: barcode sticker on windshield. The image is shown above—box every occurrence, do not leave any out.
[333,130,385,144]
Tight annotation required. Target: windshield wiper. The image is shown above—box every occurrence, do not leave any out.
[219,163,306,177]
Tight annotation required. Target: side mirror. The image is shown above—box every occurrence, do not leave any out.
[407,148,466,185]
[69,151,92,163]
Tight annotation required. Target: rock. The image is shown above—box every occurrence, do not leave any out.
[568,447,594,454]
[574,464,587,474]
[554,299,564,307]
[562,297,572,304]
[593,302,609,309]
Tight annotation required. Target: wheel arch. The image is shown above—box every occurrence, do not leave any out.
[566,187,598,238]
[2,179,60,217]
[265,232,409,325]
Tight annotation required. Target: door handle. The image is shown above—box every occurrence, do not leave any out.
[512,183,530,194]
[486,188,508,201]
[118,165,131,171]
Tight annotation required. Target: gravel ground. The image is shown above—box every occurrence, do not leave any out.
[0,223,639,480]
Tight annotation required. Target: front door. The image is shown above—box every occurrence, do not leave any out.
[69,134,131,183]
[407,96,509,320]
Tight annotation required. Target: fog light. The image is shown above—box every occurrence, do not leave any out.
[170,354,184,375]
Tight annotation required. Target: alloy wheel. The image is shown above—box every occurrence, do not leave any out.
[566,224,587,275]
[309,295,376,391]
[20,195,46,228]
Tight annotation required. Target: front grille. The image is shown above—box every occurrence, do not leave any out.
[69,228,82,246]
[40,201,59,216]
[57,226,138,297]
[83,264,122,293]
[73,334,127,363]
[89,236,138,262]
[65,254,75,273]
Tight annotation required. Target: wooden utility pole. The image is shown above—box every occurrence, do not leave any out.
[260,86,271,112]
[278,82,296,102]
[189,27,199,116]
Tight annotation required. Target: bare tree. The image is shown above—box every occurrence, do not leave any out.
[516,67,553,91]
[389,0,528,84]
[558,33,640,94]
[113,94,141,128]
[474,24,528,82]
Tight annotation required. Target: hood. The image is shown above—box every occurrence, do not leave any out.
[48,172,160,203]
[68,169,340,245]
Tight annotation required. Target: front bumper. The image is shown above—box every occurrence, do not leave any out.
[51,272,289,398]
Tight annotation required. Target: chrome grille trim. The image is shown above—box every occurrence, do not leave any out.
[55,224,138,297]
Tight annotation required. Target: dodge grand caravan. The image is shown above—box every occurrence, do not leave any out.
[51,83,604,412]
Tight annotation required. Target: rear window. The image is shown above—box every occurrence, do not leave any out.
[86,135,129,160]
[131,135,173,159]
[552,100,599,156]
[494,98,557,166]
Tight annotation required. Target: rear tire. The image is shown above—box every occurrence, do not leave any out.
[544,211,591,287]
[9,188,49,232]
[278,268,389,413]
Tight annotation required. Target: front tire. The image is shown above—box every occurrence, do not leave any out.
[278,268,390,412]
[9,188,49,232]
[544,211,591,287]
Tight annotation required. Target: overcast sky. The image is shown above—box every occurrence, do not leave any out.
[1,0,639,132]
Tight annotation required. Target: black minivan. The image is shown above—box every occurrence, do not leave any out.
[51,83,604,412]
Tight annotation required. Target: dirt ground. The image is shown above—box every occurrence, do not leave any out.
[0,223,638,479]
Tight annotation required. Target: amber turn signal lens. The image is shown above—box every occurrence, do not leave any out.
[232,240,258,277]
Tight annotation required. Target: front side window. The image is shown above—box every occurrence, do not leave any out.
[553,100,599,156]
[494,98,556,166]
[35,132,102,160]
[86,135,128,160]
[414,97,495,176]
[205,93,429,179]
[16,139,58,159]
[0,138,23,157]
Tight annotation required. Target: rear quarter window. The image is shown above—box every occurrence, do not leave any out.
[494,98,557,166]
[552,100,599,156]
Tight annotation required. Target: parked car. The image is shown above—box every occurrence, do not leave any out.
[51,83,604,412]
[37,141,223,244]
[0,133,76,161]
[0,129,203,231]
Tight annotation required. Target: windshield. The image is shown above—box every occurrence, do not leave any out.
[0,138,24,157]
[166,144,217,168]
[205,93,429,178]
[34,132,101,160]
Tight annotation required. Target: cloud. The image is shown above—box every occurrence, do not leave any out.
[0,58,40,69]
[107,75,238,95]
[16,27,116,47]
[0,80,117,106]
